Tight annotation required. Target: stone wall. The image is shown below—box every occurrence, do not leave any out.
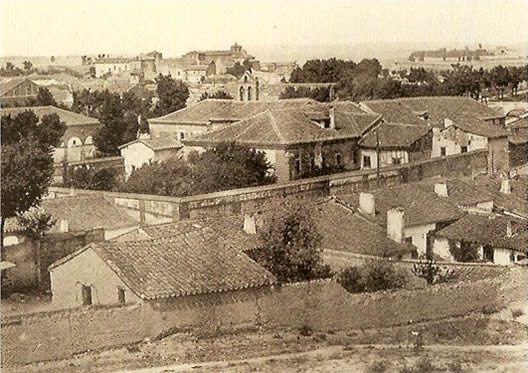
[2,268,507,366]
[48,149,488,224]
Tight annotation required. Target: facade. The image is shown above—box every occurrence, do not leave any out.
[0,77,40,106]
[119,136,182,177]
[181,43,256,74]
[48,232,276,309]
[434,214,527,265]
[94,58,131,77]
[338,183,463,256]
[359,121,432,169]
[182,107,381,182]
[0,106,101,163]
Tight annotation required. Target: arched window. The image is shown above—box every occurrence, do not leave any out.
[244,75,248,83]
[85,136,94,145]
[247,86,252,101]
[239,86,245,101]
[67,137,82,147]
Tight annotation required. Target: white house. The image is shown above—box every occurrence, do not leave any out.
[119,135,182,177]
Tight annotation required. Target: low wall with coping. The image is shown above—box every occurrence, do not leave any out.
[48,149,488,224]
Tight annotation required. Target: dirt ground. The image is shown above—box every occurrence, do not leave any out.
[5,313,527,373]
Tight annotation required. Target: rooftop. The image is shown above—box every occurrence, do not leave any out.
[182,108,376,148]
[435,214,527,253]
[0,77,38,96]
[119,136,182,151]
[0,106,100,126]
[5,195,137,234]
[338,183,463,228]
[360,121,431,149]
[418,178,496,207]
[50,231,276,299]
[149,98,327,125]
[362,96,508,138]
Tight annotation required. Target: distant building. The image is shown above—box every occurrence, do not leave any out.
[0,106,101,163]
[119,135,182,177]
[0,77,40,106]
[94,57,131,78]
[182,42,257,74]
[358,121,432,169]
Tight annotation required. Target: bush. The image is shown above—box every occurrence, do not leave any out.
[338,260,407,293]
[361,259,406,292]
[411,259,457,285]
[299,325,313,337]
[481,304,500,315]
[368,361,389,373]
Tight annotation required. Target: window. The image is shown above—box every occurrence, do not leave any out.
[405,237,413,245]
[392,157,402,165]
[247,86,252,101]
[461,146,468,153]
[117,288,126,304]
[483,245,494,262]
[440,147,447,156]
[179,132,185,140]
[335,153,342,166]
[81,285,92,306]
[295,155,302,175]
[363,155,371,168]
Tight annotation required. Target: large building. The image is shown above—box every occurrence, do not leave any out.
[0,106,101,163]
[0,77,40,106]
[182,43,257,74]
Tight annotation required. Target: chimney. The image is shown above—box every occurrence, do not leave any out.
[444,118,453,129]
[329,106,335,129]
[359,192,375,216]
[434,182,448,197]
[59,219,69,233]
[500,178,511,194]
[69,187,75,196]
[506,220,513,238]
[387,207,405,243]
[243,213,256,235]
[329,85,335,102]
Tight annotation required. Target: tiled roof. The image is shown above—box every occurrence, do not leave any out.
[362,96,508,138]
[5,196,138,234]
[0,106,100,126]
[0,77,37,96]
[125,197,413,257]
[338,183,464,227]
[509,134,528,145]
[51,232,276,299]
[149,98,326,124]
[183,109,373,148]
[119,136,182,151]
[418,178,496,206]
[360,122,431,148]
[473,176,528,218]
[435,214,527,252]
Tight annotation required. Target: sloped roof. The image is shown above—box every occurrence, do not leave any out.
[338,183,464,228]
[435,214,527,252]
[473,176,528,218]
[363,96,507,139]
[418,178,495,206]
[360,122,431,148]
[0,77,39,96]
[51,231,276,299]
[183,109,366,148]
[148,98,325,124]
[0,106,100,126]
[5,196,138,234]
[119,136,182,151]
[124,197,412,257]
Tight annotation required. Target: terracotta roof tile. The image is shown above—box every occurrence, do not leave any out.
[360,122,431,148]
[86,232,276,299]
[0,106,100,126]
[435,214,527,252]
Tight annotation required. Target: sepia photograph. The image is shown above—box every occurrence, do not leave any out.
[0,0,527,371]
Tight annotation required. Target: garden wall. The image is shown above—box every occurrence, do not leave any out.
[48,149,488,224]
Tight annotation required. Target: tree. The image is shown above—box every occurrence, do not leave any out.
[1,111,66,252]
[199,90,233,101]
[448,241,481,262]
[359,259,406,292]
[64,167,121,191]
[153,74,189,117]
[93,91,128,155]
[23,60,34,74]
[226,61,251,79]
[279,86,330,102]
[50,56,56,63]
[35,87,58,106]
[251,201,331,283]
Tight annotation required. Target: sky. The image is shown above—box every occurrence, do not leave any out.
[1,0,527,58]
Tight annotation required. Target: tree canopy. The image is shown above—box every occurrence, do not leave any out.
[1,110,66,248]
[152,74,190,117]
[250,201,331,283]
[199,90,233,101]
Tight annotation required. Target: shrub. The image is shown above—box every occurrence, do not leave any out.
[414,357,435,373]
[361,259,406,292]
[481,304,500,315]
[411,259,457,285]
[299,325,313,337]
[337,267,364,293]
[449,240,481,262]
[447,360,465,373]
